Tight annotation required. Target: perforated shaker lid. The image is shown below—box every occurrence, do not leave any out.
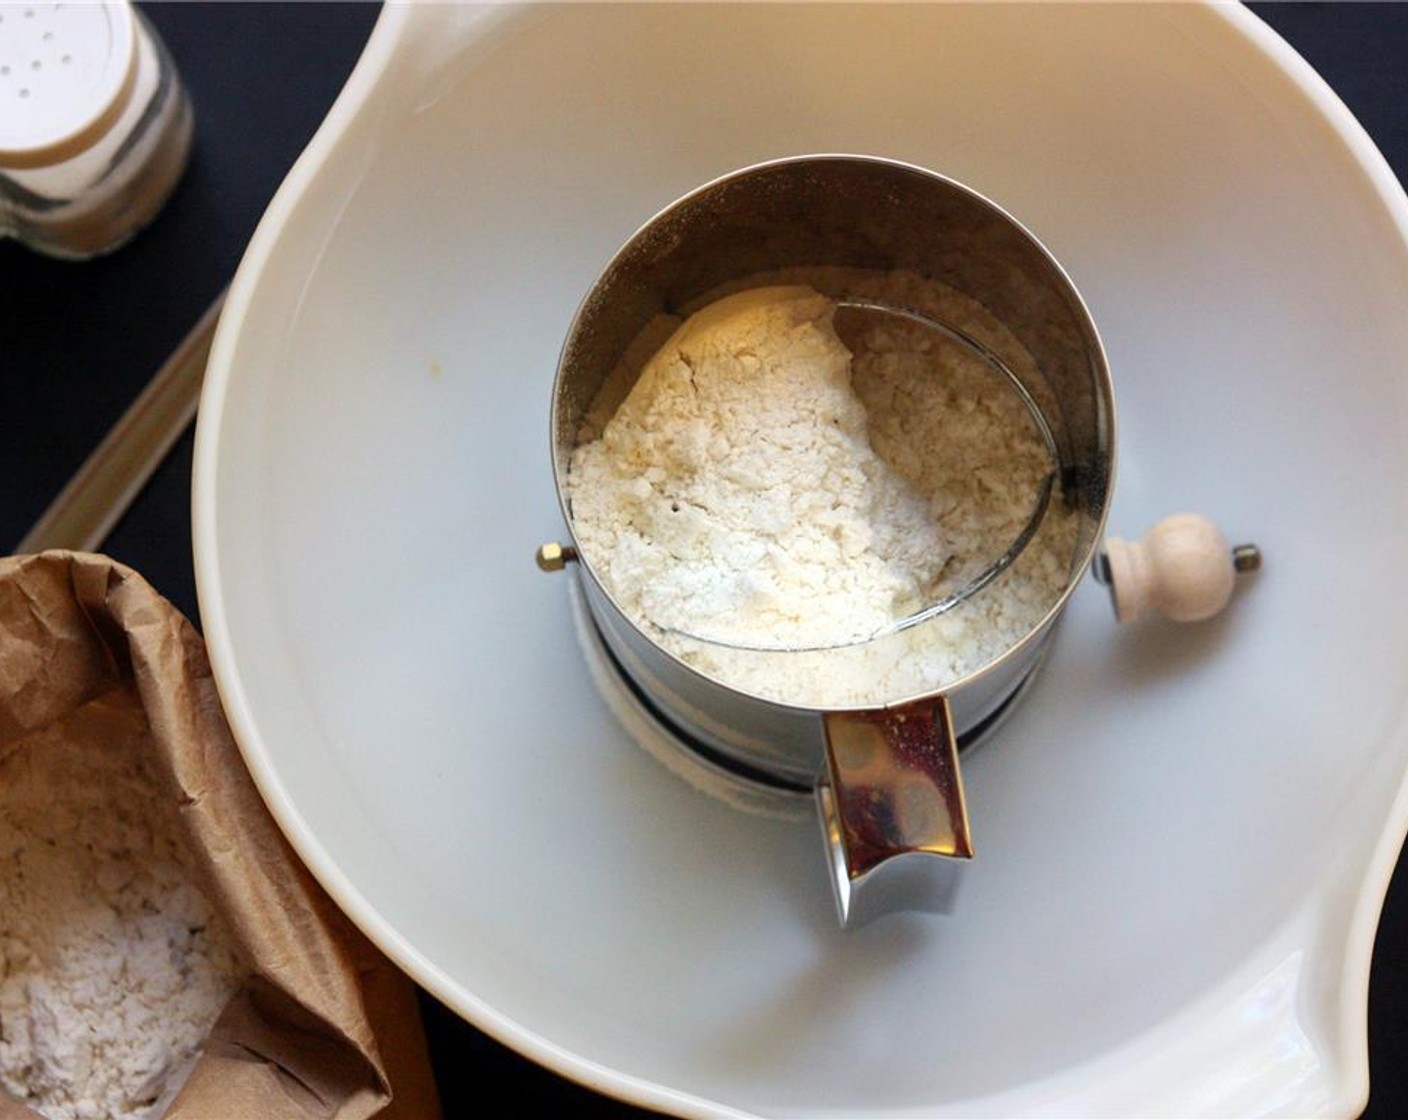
[0,1,137,170]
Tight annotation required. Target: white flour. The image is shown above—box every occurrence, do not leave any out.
[568,272,1077,707]
[570,286,949,650]
[0,698,242,1120]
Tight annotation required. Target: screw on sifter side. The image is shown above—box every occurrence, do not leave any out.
[1232,544,1262,573]
[535,542,578,573]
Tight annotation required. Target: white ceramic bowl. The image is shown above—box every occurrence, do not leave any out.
[193,5,1408,1116]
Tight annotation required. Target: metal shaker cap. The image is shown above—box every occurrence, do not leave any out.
[0,1,137,170]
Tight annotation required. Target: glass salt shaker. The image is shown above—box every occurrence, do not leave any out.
[0,0,192,259]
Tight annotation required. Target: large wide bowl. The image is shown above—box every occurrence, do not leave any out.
[193,5,1408,1116]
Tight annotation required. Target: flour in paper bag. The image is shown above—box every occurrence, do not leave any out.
[0,705,242,1120]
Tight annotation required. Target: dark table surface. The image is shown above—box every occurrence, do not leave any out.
[2,4,1406,1117]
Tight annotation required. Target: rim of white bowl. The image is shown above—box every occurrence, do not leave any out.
[192,3,1408,1116]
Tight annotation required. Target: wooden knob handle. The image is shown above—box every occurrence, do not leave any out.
[1100,514,1260,623]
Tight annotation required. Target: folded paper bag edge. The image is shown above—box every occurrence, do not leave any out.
[0,551,441,1120]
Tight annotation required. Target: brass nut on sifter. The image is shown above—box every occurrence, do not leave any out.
[535,542,577,572]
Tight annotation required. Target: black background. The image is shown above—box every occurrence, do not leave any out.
[1,4,1405,1117]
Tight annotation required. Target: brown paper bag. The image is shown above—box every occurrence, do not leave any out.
[0,552,440,1120]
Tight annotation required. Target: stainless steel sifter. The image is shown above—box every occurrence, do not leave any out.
[538,155,1254,927]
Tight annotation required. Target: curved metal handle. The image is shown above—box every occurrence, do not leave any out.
[818,697,972,928]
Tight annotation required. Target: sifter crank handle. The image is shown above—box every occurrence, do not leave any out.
[817,696,973,927]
